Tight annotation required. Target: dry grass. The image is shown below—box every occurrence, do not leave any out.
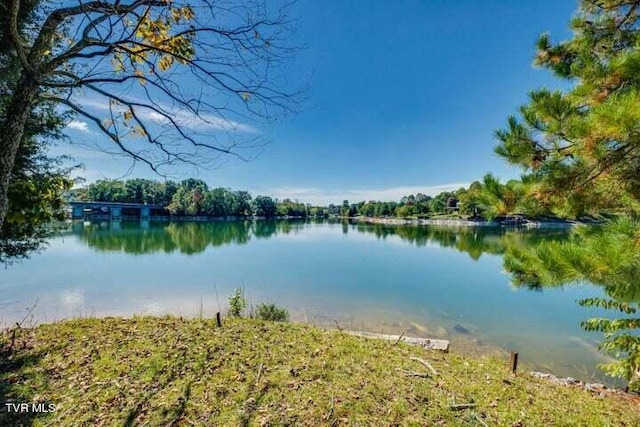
[1,316,639,426]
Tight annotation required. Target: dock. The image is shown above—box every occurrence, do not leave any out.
[69,201,166,220]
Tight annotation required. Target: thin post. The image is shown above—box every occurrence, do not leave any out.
[393,332,405,346]
[509,351,518,374]
[216,312,222,327]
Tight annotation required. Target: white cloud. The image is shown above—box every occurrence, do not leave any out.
[142,108,256,133]
[73,95,256,133]
[260,183,470,205]
[66,120,90,133]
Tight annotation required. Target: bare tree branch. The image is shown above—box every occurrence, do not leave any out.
[0,0,301,229]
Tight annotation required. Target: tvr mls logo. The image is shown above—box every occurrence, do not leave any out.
[4,403,57,413]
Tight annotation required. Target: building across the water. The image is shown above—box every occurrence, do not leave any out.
[69,201,168,220]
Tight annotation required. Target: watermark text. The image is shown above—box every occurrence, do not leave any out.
[4,402,57,413]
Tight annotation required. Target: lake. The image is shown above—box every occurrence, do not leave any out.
[0,220,618,385]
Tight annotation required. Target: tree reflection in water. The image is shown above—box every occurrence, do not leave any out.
[71,219,637,387]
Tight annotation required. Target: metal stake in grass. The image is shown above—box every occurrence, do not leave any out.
[216,312,222,328]
[393,332,405,346]
[509,351,519,375]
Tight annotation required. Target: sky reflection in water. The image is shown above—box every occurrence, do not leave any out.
[0,220,619,384]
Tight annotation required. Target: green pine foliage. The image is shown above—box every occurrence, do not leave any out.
[504,218,640,389]
[495,1,640,216]
[495,1,640,388]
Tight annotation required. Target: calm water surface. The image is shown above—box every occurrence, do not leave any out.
[0,220,617,384]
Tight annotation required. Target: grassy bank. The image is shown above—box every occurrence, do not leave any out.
[1,317,639,426]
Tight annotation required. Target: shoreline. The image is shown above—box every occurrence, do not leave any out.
[1,316,638,425]
[344,327,636,398]
[70,214,309,222]
[352,216,591,229]
[70,214,591,229]
[2,310,626,392]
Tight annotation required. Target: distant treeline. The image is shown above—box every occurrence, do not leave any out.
[72,173,604,220]
[72,178,325,218]
[71,178,459,219]
[340,172,609,220]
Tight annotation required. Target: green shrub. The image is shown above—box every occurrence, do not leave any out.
[228,287,247,317]
[255,303,289,322]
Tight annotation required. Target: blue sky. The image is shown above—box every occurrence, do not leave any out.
[60,0,577,205]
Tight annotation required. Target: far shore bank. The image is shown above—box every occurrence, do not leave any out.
[70,214,594,229]
[353,216,593,229]
[70,214,309,222]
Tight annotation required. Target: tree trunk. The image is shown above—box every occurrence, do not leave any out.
[0,75,38,230]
